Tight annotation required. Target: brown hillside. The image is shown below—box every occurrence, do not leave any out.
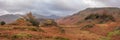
[57,7,120,25]
[57,7,120,40]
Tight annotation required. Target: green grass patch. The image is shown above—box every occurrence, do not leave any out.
[99,30,120,40]
[107,30,120,37]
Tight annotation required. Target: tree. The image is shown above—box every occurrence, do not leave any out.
[0,21,6,25]
[22,12,39,27]
[20,12,44,32]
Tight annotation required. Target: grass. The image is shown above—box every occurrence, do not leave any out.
[54,37,69,40]
[99,30,120,40]
[12,33,33,39]
[27,27,38,31]
[0,27,13,30]
[99,37,111,40]
[75,20,85,24]
[0,33,9,38]
[107,30,120,37]
[0,26,44,32]
[0,32,45,40]
[13,26,43,31]
[114,27,120,30]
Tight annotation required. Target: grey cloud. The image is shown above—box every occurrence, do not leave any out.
[0,0,33,12]
[96,0,120,7]
[0,0,120,16]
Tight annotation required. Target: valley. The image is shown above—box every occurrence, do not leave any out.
[0,7,120,40]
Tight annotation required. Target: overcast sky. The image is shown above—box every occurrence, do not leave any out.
[0,0,120,16]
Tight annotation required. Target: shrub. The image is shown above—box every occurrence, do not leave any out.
[85,14,99,20]
[81,24,94,30]
[76,20,85,24]
[60,29,65,33]
[0,21,6,25]
[13,26,28,30]
[28,27,38,31]
[114,26,120,30]
[39,19,57,27]
[16,12,45,32]
[54,37,69,40]
[28,19,39,27]
[85,14,115,23]
[57,26,65,33]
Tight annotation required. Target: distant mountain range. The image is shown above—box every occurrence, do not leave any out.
[0,14,60,23]
[0,14,20,23]
[46,15,60,19]
[33,14,60,19]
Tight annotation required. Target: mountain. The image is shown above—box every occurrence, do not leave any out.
[0,14,21,23]
[46,15,60,19]
[57,7,120,25]
[0,14,60,23]
[0,14,49,23]
[33,14,60,19]
[32,13,48,19]
[57,7,120,40]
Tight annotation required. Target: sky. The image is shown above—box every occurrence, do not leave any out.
[0,0,120,16]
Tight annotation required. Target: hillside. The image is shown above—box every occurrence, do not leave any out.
[0,12,102,40]
[57,7,120,40]
[57,7,120,25]
[0,7,120,40]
